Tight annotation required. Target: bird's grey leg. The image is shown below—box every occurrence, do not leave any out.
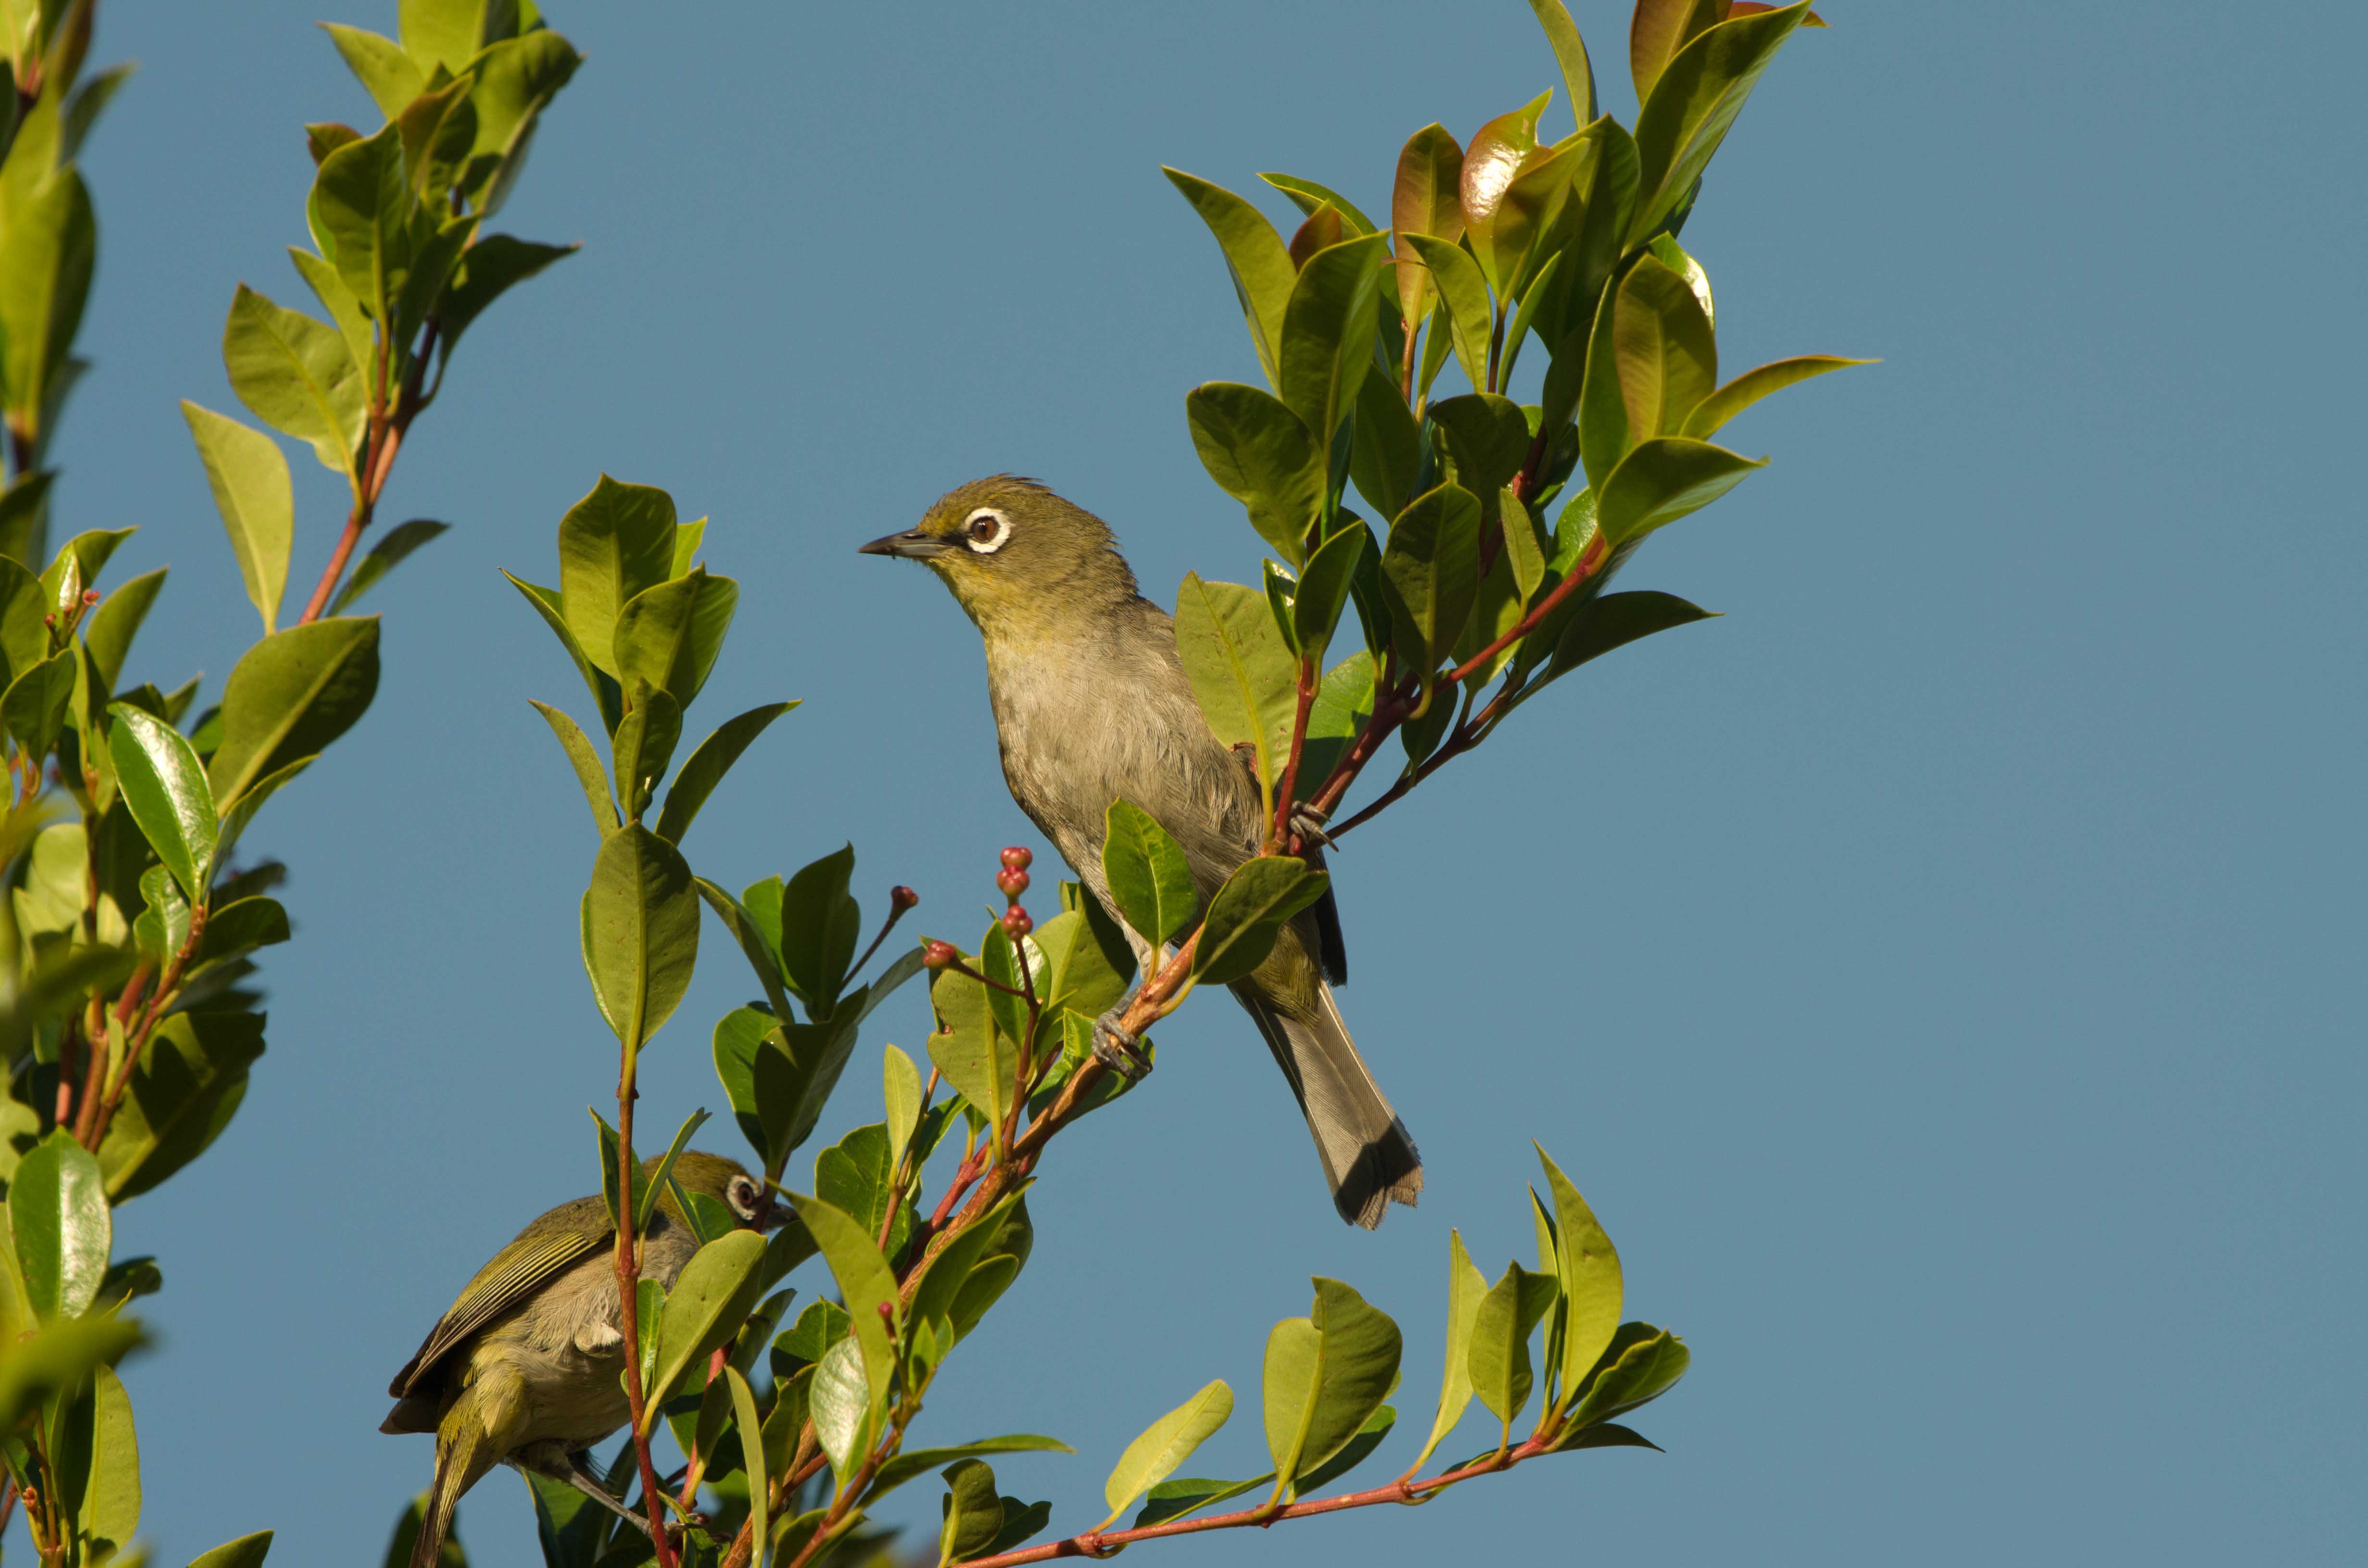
[1289,801,1337,850]
[1091,1005,1153,1080]
[504,1446,654,1536]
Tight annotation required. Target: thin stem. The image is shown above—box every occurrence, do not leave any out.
[1399,308,1419,403]
[296,316,438,624]
[1265,657,1321,855]
[613,1044,678,1568]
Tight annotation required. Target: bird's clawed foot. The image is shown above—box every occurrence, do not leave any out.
[1092,1005,1153,1081]
[1290,801,1337,851]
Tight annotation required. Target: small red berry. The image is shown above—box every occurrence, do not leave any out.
[80,588,99,606]
[1000,906,1033,939]
[1000,846,1033,871]
[890,885,920,913]
[995,867,1030,898]
[922,940,957,969]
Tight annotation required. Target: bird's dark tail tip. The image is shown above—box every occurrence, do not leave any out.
[1333,1118,1423,1229]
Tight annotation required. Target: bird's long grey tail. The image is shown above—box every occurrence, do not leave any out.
[1233,981,1422,1228]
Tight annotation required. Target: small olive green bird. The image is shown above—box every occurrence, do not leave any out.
[381,1152,780,1568]
[861,476,1422,1227]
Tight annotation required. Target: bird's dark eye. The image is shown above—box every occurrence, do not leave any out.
[963,508,1012,553]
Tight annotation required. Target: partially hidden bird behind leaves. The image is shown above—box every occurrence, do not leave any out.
[861,476,1422,1227]
[381,1151,782,1568]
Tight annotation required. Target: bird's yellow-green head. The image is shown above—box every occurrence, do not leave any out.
[651,1151,781,1232]
[859,475,1138,635]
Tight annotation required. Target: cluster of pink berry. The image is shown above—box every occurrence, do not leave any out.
[920,846,1038,971]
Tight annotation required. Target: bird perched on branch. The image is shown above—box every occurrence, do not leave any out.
[861,476,1421,1227]
[381,1152,780,1568]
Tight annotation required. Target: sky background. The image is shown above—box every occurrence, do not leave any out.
[35,0,2364,1563]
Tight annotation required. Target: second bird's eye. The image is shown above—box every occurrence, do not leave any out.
[963,508,1011,553]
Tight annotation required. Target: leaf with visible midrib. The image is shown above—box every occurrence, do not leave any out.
[580,823,700,1051]
[1193,857,1328,987]
[10,1133,111,1322]
[1172,574,1296,803]
[181,403,292,635]
[204,618,381,808]
[1103,1380,1233,1524]
[1101,800,1196,948]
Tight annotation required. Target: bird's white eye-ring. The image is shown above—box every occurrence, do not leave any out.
[727,1175,763,1223]
[963,507,1012,553]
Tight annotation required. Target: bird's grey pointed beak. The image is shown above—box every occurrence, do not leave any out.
[859,528,945,560]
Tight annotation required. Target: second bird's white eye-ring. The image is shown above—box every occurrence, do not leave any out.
[963,508,1012,553]
[727,1175,762,1222]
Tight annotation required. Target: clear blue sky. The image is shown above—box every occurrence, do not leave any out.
[54,1,2363,1563]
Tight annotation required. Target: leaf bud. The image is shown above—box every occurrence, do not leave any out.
[890,885,920,914]
[923,940,958,970]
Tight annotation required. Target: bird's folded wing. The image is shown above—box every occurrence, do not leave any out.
[388,1223,611,1397]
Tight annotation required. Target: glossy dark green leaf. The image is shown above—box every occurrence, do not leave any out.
[1295,1402,1396,1494]
[610,680,681,821]
[1163,168,1295,389]
[85,565,165,695]
[1501,489,1548,602]
[309,120,412,321]
[1291,523,1366,660]
[1400,234,1490,394]
[615,567,738,709]
[779,844,861,1014]
[814,1122,909,1261]
[135,865,190,961]
[528,698,618,835]
[1538,117,1640,375]
[1576,259,1633,493]
[1428,393,1531,498]
[108,702,218,898]
[1630,1,1816,245]
[1596,436,1764,547]
[2,647,74,760]
[331,517,449,614]
[321,22,422,116]
[581,822,700,1051]
[695,878,794,1023]
[0,478,54,593]
[0,159,93,429]
[712,1004,778,1162]
[1378,481,1483,686]
[395,70,479,208]
[95,1009,267,1201]
[1564,1323,1690,1430]
[1261,1278,1402,1498]
[1610,254,1717,439]
[1391,124,1465,331]
[0,1316,143,1436]
[1347,372,1419,525]
[1194,857,1328,986]
[1542,589,1714,691]
[197,896,290,966]
[180,402,292,634]
[211,755,313,870]
[439,233,576,352]
[1131,1474,1271,1529]
[937,1458,1003,1564]
[1527,0,1599,130]
[1184,382,1325,568]
[454,29,581,216]
[556,475,675,682]
[61,1361,142,1556]
[655,700,795,845]
[1101,799,1196,949]
[502,570,620,735]
[1174,572,1298,806]
[648,1230,767,1411]
[1681,354,1873,439]
[1278,232,1389,457]
[10,1131,110,1320]
[205,617,380,808]
[220,285,363,480]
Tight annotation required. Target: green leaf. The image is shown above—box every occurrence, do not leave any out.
[779,844,861,1014]
[869,1433,1073,1499]
[135,865,190,960]
[1681,354,1872,439]
[1630,1,1815,245]
[399,0,506,72]
[926,961,1016,1144]
[1531,589,1713,697]
[0,1316,144,1436]
[1162,168,1296,390]
[1348,371,1419,525]
[1610,255,1717,439]
[309,122,411,325]
[610,679,681,822]
[1,647,74,760]
[1195,857,1327,987]
[712,1005,777,1164]
[320,23,422,118]
[454,30,580,217]
[1100,799,1196,949]
[84,565,166,696]
[1184,382,1325,569]
[807,1335,872,1492]
[502,570,620,735]
[614,567,738,709]
[635,1107,711,1234]
[1378,480,1483,691]
[937,1458,1003,1565]
[695,879,794,1023]
[1537,1146,1623,1411]
[1400,234,1490,395]
[330,517,449,614]
[647,1230,768,1411]
[1491,140,1588,311]
[1468,1262,1559,1436]
[211,755,313,870]
[1458,92,1549,294]
[10,1132,109,1320]
[1172,573,1296,805]
[439,234,577,352]
[1411,1228,1488,1471]
[655,700,795,845]
[785,1193,898,1422]
[883,1043,922,1168]
[1390,124,1465,331]
[1131,1474,1271,1530]
[67,1362,141,1555]
[0,160,94,429]
[726,1363,768,1568]
[1596,436,1764,547]
[108,703,218,898]
[221,285,364,480]
[1295,1403,1395,1493]
[556,475,676,681]
[814,1123,907,1260]
[187,1531,276,1568]
[1102,1379,1233,1525]
[180,403,292,634]
[61,63,136,164]
[1501,489,1548,602]
[95,1009,267,1201]
[1527,0,1599,130]
[1428,394,1531,499]
[205,617,381,808]
[1291,514,1367,659]
[1278,232,1389,458]
[194,894,289,966]
[1564,1324,1690,1431]
[581,823,700,1051]
[1258,173,1378,234]
[288,245,376,380]
[1262,1278,1403,1500]
[1629,0,1727,105]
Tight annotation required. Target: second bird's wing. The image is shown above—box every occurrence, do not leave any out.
[387,1198,613,1398]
